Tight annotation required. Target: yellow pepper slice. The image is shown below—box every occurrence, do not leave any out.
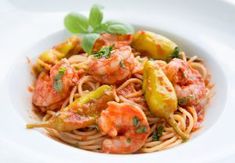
[143,61,189,140]
[132,30,178,61]
[34,36,81,74]
[27,85,113,131]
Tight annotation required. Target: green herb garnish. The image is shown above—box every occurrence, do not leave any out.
[88,4,103,29]
[58,67,66,74]
[178,95,194,106]
[119,60,125,68]
[64,4,134,54]
[152,131,158,141]
[178,97,188,106]
[133,116,140,127]
[136,126,147,134]
[82,33,100,55]
[53,80,63,92]
[127,138,131,143]
[152,126,164,141]
[93,46,113,58]
[53,67,66,92]
[171,47,180,59]
[64,13,88,33]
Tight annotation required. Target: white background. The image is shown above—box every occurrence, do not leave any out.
[0,0,235,162]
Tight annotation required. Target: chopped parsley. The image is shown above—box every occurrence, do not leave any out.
[93,46,113,59]
[119,60,125,68]
[178,95,195,106]
[53,67,66,92]
[171,47,180,59]
[127,138,131,143]
[152,125,164,141]
[93,125,99,130]
[58,67,66,74]
[133,116,140,127]
[136,126,147,134]
[178,97,188,106]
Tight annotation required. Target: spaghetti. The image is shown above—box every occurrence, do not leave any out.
[27,31,213,154]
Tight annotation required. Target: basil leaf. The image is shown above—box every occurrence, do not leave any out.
[93,20,118,33]
[82,33,100,54]
[94,20,119,32]
[89,4,103,28]
[93,24,107,33]
[64,12,89,33]
[104,20,122,25]
[107,23,134,34]
[97,20,134,34]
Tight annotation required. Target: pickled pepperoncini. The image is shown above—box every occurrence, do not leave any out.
[34,36,82,74]
[132,30,178,61]
[143,61,189,140]
[27,85,113,131]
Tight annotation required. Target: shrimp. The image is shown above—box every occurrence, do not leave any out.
[164,58,207,110]
[98,102,150,154]
[88,46,135,84]
[32,59,78,109]
[93,33,132,51]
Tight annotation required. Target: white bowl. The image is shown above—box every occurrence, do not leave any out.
[8,28,227,139]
